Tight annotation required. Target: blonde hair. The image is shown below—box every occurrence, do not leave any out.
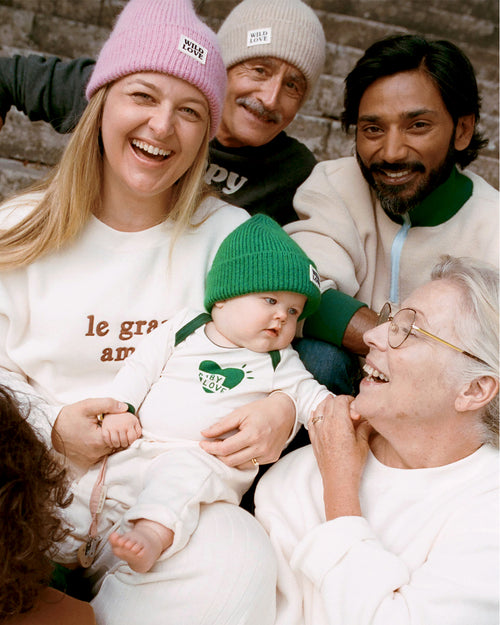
[0,83,212,270]
[431,255,499,447]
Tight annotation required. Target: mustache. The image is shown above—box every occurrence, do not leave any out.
[369,161,426,174]
[236,96,282,123]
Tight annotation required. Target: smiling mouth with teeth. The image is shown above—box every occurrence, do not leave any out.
[131,139,172,160]
[383,170,410,179]
[363,363,389,383]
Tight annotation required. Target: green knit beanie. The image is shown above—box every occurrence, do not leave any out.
[204,214,321,319]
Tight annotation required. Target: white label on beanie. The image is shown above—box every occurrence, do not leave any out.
[247,28,272,47]
[179,35,207,64]
[310,265,320,289]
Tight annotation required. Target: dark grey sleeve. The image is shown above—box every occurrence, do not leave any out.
[0,54,95,133]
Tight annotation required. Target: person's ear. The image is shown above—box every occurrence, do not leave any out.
[454,114,475,152]
[455,375,499,413]
[213,301,225,309]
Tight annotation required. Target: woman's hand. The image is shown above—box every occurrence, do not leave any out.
[200,392,296,469]
[52,398,129,471]
[308,395,372,520]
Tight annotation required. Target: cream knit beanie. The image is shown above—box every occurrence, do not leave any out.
[217,0,326,100]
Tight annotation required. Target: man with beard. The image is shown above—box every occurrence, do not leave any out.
[286,34,498,374]
[0,0,325,227]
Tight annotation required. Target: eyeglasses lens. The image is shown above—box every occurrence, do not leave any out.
[389,309,416,348]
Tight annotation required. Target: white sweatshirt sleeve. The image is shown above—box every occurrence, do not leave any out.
[106,309,195,411]
[107,319,175,411]
[273,347,332,426]
[285,159,373,296]
[291,493,499,625]
[0,281,58,445]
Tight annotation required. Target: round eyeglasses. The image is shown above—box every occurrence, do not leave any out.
[377,302,488,365]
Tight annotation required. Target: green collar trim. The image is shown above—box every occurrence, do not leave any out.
[270,350,281,371]
[388,167,473,227]
[175,312,212,346]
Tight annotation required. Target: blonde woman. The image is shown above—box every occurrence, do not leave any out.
[0,0,288,622]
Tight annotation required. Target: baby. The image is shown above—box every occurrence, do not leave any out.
[62,215,332,574]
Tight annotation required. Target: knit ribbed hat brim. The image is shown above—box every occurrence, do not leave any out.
[86,0,227,138]
[205,214,321,319]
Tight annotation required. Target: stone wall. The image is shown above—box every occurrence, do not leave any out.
[0,0,498,200]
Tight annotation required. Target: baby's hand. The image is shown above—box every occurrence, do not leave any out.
[101,412,142,449]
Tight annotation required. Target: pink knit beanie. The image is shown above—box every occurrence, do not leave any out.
[85,0,226,138]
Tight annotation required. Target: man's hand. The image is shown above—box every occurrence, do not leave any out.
[52,398,129,470]
[200,392,295,469]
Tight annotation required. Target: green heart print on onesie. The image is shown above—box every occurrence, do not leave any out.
[198,360,247,393]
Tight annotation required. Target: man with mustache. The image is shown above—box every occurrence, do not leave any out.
[286,34,499,381]
[0,0,325,227]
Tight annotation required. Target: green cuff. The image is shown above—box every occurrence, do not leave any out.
[303,289,366,347]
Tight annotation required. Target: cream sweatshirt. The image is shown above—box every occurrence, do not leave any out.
[255,444,499,625]
[0,192,249,443]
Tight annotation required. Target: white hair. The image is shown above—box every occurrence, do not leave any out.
[431,255,499,446]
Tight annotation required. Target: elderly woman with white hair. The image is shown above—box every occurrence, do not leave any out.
[255,255,499,625]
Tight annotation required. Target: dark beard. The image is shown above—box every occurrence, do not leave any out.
[356,141,457,217]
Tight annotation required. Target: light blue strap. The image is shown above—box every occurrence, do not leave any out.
[389,213,411,304]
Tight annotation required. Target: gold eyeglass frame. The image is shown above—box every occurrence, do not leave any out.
[377,302,488,366]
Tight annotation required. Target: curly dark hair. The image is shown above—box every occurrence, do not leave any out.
[0,386,73,620]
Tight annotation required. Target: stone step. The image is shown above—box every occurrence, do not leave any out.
[3,1,496,62]
[2,3,497,83]
[0,108,68,166]
[321,38,498,86]
[201,0,498,47]
[2,7,496,119]
[0,5,110,58]
[308,0,498,22]
[0,0,124,28]
[0,155,50,202]
[311,0,498,47]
